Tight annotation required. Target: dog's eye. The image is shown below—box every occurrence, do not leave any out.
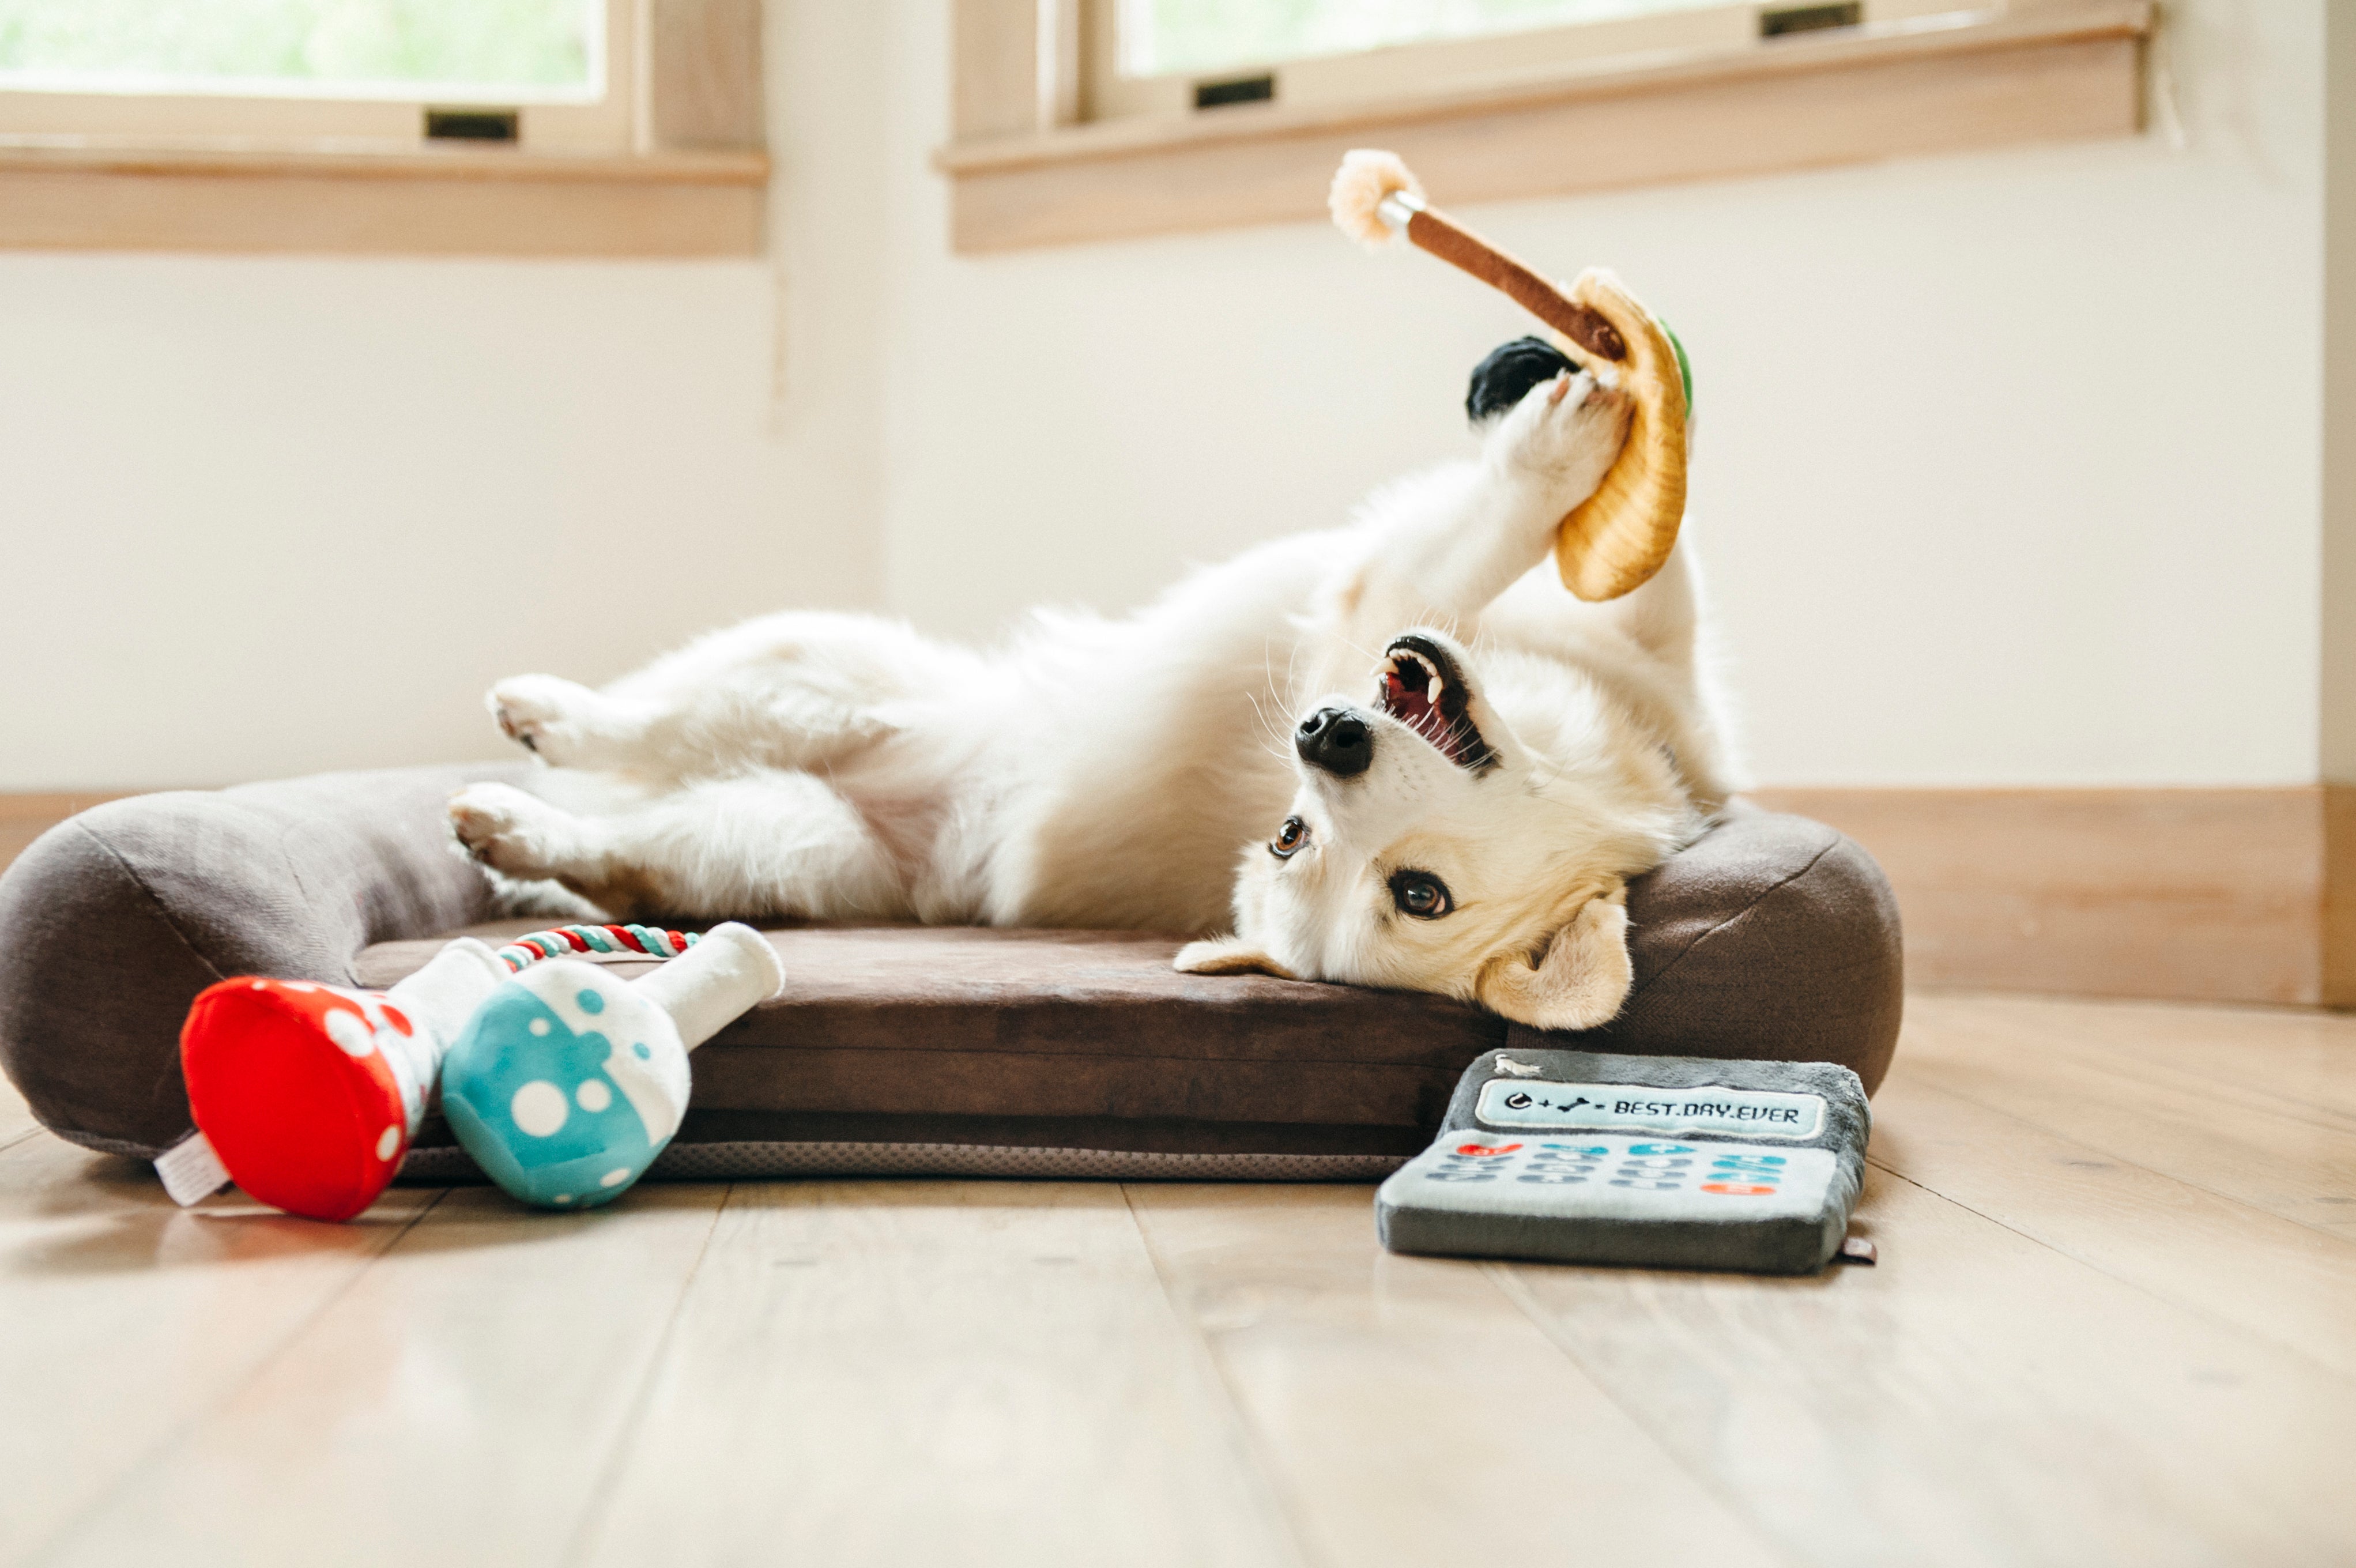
[1271,817,1310,859]
[1390,870,1453,919]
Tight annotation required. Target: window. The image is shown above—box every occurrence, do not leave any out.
[0,0,632,152]
[0,0,770,257]
[1085,0,1992,123]
[941,0,2151,252]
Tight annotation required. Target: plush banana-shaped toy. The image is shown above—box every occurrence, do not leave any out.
[1328,149,1692,603]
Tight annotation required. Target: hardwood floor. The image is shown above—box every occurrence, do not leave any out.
[5,992,2354,1567]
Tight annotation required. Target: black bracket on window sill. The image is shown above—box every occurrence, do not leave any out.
[1760,3,1863,36]
[1194,74,1275,111]
[424,108,520,143]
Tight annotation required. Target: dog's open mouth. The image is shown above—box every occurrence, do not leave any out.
[1377,635,1496,771]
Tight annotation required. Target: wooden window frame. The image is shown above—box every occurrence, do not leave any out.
[938,0,2153,254]
[0,0,768,257]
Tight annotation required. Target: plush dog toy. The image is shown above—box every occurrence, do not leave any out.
[1328,148,1692,602]
[439,921,783,1209]
[165,937,513,1219]
[160,921,731,1220]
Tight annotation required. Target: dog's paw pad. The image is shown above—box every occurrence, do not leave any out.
[448,783,556,876]
[486,674,594,761]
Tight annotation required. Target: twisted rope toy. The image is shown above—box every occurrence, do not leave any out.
[497,923,699,972]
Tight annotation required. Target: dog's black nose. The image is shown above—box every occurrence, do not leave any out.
[1296,707,1373,777]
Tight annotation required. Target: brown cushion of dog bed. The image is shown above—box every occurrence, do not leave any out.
[0,764,1902,1181]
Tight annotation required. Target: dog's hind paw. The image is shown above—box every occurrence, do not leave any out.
[448,782,570,880]
[487,674,605,765]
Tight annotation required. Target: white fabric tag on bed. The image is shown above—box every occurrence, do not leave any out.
[154,1130,232,1207]
[1475,1077,1825,1141]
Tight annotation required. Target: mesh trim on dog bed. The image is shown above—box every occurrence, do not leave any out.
[399,1140,1411,1184]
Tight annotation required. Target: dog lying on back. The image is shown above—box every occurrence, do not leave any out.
[450,340,1740,1030]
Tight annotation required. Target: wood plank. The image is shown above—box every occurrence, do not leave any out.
[1905,992,2356,1127]
[945,13,2144,252]
[1869,1069,2356,1380]
[1758,786,2331,1004]
[1898,1001,2356,1241]
[0,792,137,876]
[0,156,766,257]
[575,1181,1296,1568]
[44,1183,727,1568]
[1125,1183,1781,1568]
[0,1135,436,1566]
[0,1072,36,1147]
[1498,1166,2356,1568]
[952,0,1045,141]
[2328,782,2356,1006]
[646,0,766,151]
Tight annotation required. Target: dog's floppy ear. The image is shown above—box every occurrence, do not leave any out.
[1174,936,1298,980]
[1474,886,1633,1031]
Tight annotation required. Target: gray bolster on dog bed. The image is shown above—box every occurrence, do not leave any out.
[0,770,1902,1178]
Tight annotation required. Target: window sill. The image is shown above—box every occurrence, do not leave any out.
[0,140,770,257]
[936,0,2151,254]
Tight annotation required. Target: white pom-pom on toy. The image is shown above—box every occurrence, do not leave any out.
[1329,148,1425,248]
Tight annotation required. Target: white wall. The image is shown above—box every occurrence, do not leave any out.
[0,0,891,790]
[0,0,2334,791]
[876,0,2328,787]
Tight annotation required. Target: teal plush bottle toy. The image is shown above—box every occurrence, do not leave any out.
[440,921,783,1208]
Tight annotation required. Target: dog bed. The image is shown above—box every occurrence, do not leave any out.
[0,764,1902,1182]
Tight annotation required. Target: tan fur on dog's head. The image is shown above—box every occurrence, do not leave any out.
[1177,628,1694,1030]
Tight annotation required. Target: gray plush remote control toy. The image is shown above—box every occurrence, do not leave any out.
[1377,1048,1871,1275]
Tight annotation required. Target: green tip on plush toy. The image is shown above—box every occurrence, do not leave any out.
[1660,317,1694,418]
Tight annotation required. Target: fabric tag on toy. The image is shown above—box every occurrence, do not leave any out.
[154,1129,233,1207]
[1377,1047,1871,1275]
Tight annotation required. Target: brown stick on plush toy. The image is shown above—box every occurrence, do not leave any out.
[1329,149,1690,603]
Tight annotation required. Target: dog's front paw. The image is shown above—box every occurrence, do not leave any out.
[448,782,567,879]
[1488,369,1633,507]
[487,674,601,764]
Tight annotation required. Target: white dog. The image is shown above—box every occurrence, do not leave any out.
[449,361,1739,1031]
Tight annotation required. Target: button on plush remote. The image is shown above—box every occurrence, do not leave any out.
[1377,1048,1871,1274]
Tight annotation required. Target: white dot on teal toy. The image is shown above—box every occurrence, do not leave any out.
[576,1079,612,1112]
[510,1080,569,1137]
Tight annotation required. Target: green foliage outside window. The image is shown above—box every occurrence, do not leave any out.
[1124,0,1727,77]
[0,0,594,93]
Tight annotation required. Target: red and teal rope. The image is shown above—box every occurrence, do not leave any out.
[497,924,699,972]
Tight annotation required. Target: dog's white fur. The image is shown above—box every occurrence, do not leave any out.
[450,368,1740,1029]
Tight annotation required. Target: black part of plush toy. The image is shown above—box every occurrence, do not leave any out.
[1465,335,1578,425]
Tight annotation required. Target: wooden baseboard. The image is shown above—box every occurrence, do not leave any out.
[0,793,139,877]
[1751,786,2356,1007]
[5,785,2351,1007]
